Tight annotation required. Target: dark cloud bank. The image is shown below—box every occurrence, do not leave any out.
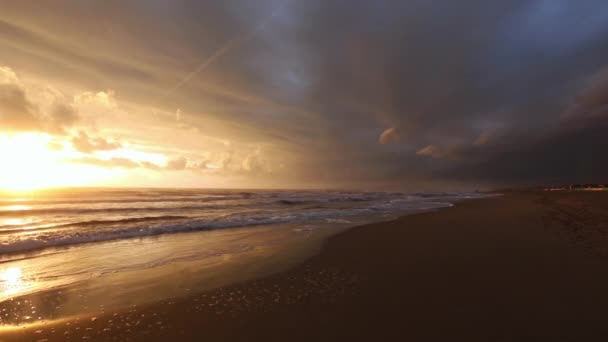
[4,0,608,189]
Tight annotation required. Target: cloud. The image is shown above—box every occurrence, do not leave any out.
[0,66,79,134]
[241,150,264,173]
[67,157,140,169]
[577,68,608,106]
[74,90,117,109]
[140,161,162,170]
[474,131,493,146]
[562,67,608,124]
[220,151,234,167]
[46,139,65,151]
[69,156,168,170]
[67,154,230,173]
[166,156,188,170]
[188,152,233,172]
[0,66,20,84]
[434,66,608,184]
[0,66,40,131]
[71,130,121,153]
[378,127,400,144]
[0,83,40,131]
[5,1,608,188]
[188,159,208,170]
[48,103,79,133]
[165,149,274,176]
[416,145,445,159]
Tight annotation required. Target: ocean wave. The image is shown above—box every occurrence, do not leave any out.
[0,195,386,217]
[0,215,189,235]
[0,203,248,217]
[0,191,493,255]
[0,195,251,207]
[0,211,339,254]
[0,201,459,255]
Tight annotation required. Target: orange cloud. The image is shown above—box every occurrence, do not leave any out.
[416,145,444,159]
[71,131,121,153]
[378,127,400,144]
[0,66,79,134]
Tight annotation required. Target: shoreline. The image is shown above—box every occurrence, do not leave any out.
[5,191,608,341]
[0,203,455,327]
[0,194,475,321]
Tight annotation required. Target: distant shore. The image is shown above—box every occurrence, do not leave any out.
[5,190,608,341]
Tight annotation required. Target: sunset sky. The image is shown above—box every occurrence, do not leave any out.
[1,1,608,190]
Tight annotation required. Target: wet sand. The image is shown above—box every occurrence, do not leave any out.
[4,190,608,341]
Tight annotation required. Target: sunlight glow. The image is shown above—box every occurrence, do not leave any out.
[1,218,31,226]
[2,205,31,211]
[0,267,25,297]
[0,133,123,191]
[1,267,21,284]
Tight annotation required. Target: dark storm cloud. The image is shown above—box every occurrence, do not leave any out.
[440,66,608,185]
[4,0,608,187]
[250,0,608,186]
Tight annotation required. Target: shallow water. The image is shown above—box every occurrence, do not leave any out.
[0,188,491,326]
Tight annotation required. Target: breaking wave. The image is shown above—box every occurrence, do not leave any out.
[0,189,495,255]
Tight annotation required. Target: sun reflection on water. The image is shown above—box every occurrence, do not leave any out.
[2,205,30,211]
[1,218,30,226]
[1,267,27,297]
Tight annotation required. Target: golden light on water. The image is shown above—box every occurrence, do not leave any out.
[0,267,26,297]
[2,205,31,211]
[1,218,31,226]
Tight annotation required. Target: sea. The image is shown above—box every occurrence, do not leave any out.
[0,188,492,325]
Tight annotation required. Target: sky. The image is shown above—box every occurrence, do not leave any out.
[1,0,608,191]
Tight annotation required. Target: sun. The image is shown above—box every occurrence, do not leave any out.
[0,133,120,191]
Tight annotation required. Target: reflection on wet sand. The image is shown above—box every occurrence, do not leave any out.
[0,266,50,329]
[0,223,342,328]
